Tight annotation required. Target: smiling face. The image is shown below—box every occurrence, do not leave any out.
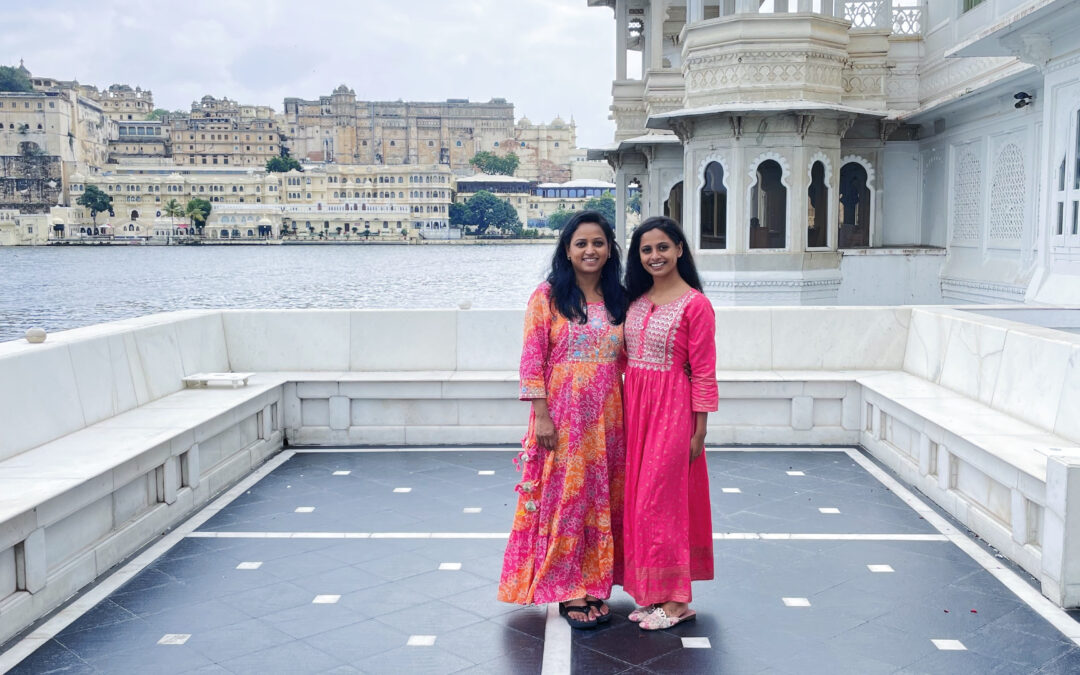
[566,222,609,276]
[638,227,682,279]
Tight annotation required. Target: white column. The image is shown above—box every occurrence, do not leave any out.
[722,0,736,15]
[774,0,790,12]
[735,0,759,13]
[615,164,628,249]
[821,0,837,17]
[649,1,665,71]
[616,0,628,80]
[688,0,704,23]
[797,0,814,12]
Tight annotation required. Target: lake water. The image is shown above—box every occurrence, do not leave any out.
[0,244,554,343]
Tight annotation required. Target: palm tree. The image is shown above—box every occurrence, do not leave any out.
[163,199,184,238]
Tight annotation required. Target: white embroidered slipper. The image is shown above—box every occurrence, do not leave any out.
[639,607,697,630]
[628,605,657,622]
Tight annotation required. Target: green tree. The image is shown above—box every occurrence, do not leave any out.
[0,65,32,93]
[466,190,521,234]
[146,108,170,120]
[546,209,574,231]
[76,185,112,225]
[449,201,470,227]
[628,191,641,214]
[583,194,617,225]
[185,198,212,235]
[468,151,519,176]
[266,156,302,173]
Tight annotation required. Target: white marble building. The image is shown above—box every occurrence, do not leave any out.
[589,0,1080,306]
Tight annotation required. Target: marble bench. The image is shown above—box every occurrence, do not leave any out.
[0,374,286,646]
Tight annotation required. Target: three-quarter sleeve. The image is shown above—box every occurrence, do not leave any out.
[687,294,719,412]
[519,284,552,400]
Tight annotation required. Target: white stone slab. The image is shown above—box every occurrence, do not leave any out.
[236,562,263,570]
[438,562,462,571]
[312,595,340,604]
[222,310,351,371]
[350,310,457,371]
[457,310,523,370]
[407,635,437,647]
[157,634,190,645]
[782,597,811,607]
[867,564,894,573]
[992,331,1073,432]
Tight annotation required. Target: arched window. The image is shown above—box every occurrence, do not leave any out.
[749,160,786,249]
[807,161,828,248]
[664,181,683,222]
[700,162,726,249]
[839,162,871,247]
[130,209,139,220]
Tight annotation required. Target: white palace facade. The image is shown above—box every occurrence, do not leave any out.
[589,0,1080,306]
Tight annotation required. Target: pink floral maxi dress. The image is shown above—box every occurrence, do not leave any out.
[622,289,718,605]
[498,283,626,605]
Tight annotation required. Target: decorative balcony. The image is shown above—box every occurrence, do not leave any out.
[682,12,852,108]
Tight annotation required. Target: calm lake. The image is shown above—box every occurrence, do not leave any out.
[0,244,553,343]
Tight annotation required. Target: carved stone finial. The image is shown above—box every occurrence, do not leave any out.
[25,327,46,343]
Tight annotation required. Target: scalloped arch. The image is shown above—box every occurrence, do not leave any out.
[840,154,875,189]
[807,152,833,185]
[748,151,791,188]
[697,154,730,191]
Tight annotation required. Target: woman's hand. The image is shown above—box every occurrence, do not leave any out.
[682,361,692,380]
[690,432,705,464]
[535,414,557,450]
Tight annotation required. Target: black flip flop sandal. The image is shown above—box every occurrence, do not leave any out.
[586,599,612,624]
[559,602,598,629]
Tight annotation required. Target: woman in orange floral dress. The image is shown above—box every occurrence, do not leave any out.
[497,211,627,629]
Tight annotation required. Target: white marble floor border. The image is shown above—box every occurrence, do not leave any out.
[0,450,297,673]
[842,447,1080,646]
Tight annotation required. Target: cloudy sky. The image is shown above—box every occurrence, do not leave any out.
[2,0,619,148]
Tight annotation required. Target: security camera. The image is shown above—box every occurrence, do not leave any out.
[1014,92,1033,109]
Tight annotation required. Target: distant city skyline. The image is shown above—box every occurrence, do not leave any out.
[2,0,618,148]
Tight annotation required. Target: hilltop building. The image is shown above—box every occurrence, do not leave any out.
[280,88,515,172]
[589,0,1080,306]
[169,95,279,168]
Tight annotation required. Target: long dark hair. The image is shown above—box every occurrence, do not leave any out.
[625,216,703,302]
[546,211,626,325]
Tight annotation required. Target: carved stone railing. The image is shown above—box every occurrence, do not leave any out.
[843,1,925,36]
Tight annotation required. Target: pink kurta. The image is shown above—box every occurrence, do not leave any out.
[622,289,718,605]
[498,283,626,605]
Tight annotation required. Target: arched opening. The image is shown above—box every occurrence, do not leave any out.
[839,162,871,247]
[749,160,786,249]
[807,161,828,248]
[130,210,139,220]
[663,181,683,222]
[700,162,727,249]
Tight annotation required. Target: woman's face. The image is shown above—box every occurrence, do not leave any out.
[638,228,682,280]
[566,222,609,276]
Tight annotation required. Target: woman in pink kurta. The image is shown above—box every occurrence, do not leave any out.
[621,216,718,631]
[498,211,627,629]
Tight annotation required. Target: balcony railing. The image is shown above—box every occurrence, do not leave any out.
[844,1,924,36]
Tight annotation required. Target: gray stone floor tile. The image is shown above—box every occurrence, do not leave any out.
[217,639,346,675]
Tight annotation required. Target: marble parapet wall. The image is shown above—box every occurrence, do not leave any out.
[1,305,1080,645]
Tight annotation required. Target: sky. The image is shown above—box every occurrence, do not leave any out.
[1,0,619,148]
